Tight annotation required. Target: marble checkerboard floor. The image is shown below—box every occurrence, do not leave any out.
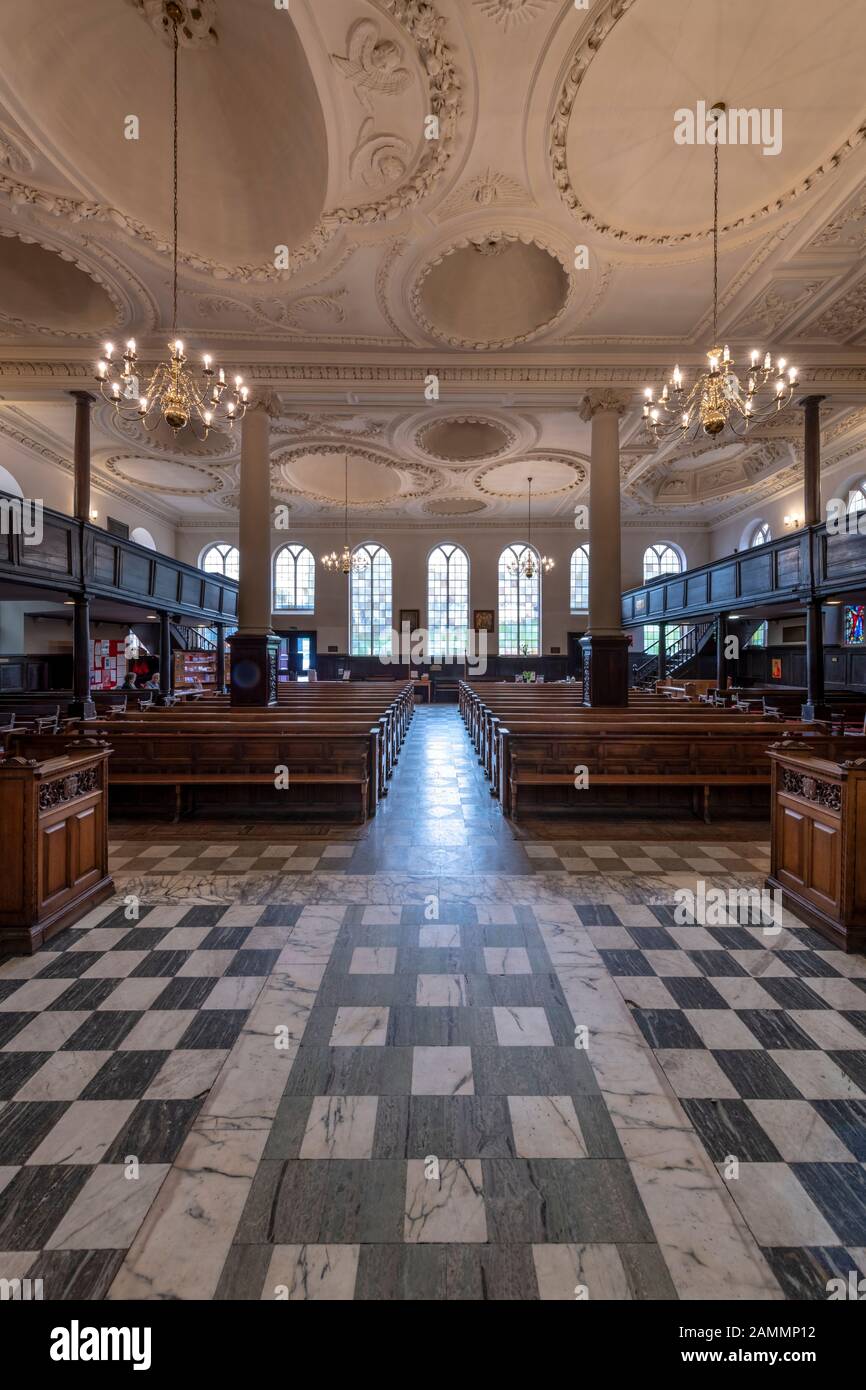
[0,706,863,1301]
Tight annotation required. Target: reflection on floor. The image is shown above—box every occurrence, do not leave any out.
[0,706,864,1300]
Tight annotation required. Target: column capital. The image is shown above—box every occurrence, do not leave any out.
[797,394,828,411]
[246,390,282,419]
[68,390,96,405]
[579,390,631,422]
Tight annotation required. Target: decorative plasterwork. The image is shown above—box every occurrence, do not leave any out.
[275,413,386,441]
[809,190,866,249]
[125,0,218,48]
[423,496,487,515]
[410,231,573,348]
[801,276,866,341]
[472,0,557,33]
[731,280,825,338]
[331,19,412,113]
[374,235,411,341]
[102,455,225,497]
[102,404,238,460]
[0,123,36,174]
[473,452,587,498]
[272,443,440,506]
[415,415,515,461]
[0,1,462,283]
[436,169,531,220]
[0,228,124,338]
[549,0,866,246]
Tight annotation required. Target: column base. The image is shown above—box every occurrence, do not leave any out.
[230,634,280,707]
[581,633,630,707]
[67,698,96,719]
[801,701,832,723]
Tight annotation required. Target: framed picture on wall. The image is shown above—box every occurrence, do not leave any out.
[473,609,495,633]
[771,657,783,680]
[399,609,420,633]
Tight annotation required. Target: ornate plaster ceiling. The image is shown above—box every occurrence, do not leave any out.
[0,0,864,531]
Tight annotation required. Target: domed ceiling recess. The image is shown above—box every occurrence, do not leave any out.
[474,456,587,499]
[416,417,514,462]
[424,497,487,516]
[274,447,438,510]
[412,234,571,348]
[0,234,117,336]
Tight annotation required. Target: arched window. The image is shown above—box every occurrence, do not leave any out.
[498,544,540,656]
[847,482,866,518]
[427,543,468,659]
[0,463,23,498]
[131,527,156,550]
[570,544,590,612]
[200,542,239,580]
[643,543,684,582]
[351,543,392,656]
[273,543,315,612]
[751,522,772,547]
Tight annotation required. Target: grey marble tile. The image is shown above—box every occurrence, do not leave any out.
[481,1158,655,1244]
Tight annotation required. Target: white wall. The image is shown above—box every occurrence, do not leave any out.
[710,450,866,560]
[178,522,708,654]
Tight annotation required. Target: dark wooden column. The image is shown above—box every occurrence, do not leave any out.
[803,599,828,722]
[159,612,173,704]
[800,394,826,528]
[71,391,95,523]
[799,395,830,720]
[657,621,667,681]
[69,596,94,718]
[715,614,726,692]
[68,391,96,717]
[215,623,227,693]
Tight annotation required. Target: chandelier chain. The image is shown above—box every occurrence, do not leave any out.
[172,13,179,340]
[712,120,719,346]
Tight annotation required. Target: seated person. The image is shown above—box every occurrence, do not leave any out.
[142,673,161,689]
[120,673,138,691]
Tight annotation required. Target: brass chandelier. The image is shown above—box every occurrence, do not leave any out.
[96,2,247,441]
[643,103,798,444]
[507,477,554,579]
[321,456,369,576]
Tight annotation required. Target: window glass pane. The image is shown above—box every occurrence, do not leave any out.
[498,545,540,656]
[643,544,682,582]
[570,545,589,611]
[427,544,468,659]
[274,544,315,611]
[202,543,239,581]
[350,545,392,656]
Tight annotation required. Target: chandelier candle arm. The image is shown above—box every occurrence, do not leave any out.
[94,4,247,442]
[642,103,798,444]
[506,476,554,579]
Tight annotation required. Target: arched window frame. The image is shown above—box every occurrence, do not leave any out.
[751,522,772,548]
[273,543,315,612]
[643,543,684,582]
[350,542,392,657]
[498,543,541,656]
[570,544,590,612]
[427,543,469,660]
[199,542,239,581]
[846,481,866,517]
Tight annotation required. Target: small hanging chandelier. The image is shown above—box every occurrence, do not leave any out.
[321,455,369,575]
[643,103,798,444]
[507,476,554,579]
[95,2,247,441]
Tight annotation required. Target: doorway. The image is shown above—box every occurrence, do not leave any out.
[278,631,317,681]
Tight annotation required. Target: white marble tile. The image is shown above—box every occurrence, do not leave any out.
[411,1046,474,1096]
[119,1010,196,1051]
[349,947,397,975]
[493,1006,554,1047]
[508,1096,587,1158]
[262,1244,359,1300]
[145,1050,229,1101]
[404,1159,486,1242]
[2,1011,88,1052]
[746,1100,855,1162]
[14,1051,113,1103]
[27,1100,137,1164]
[202,976,265,1011]
[96,978,166,1011]
[655,1049,740,1100]
[533,1243,633,1300]
[768,1049,864,1100]
[418,924,461,947]
[329,1006,389,1047]
[683,1010,764,1050]
[416,974,468,1007]
[0,977,70,1011]
[785,1010,866,1051]
[483,947,531,975]
[47,1164,169,1250]
[299,1096,378,1159]
[724,1163,838,1247]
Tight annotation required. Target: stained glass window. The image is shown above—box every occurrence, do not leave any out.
[350,544,392,656]
[427,544,468,659]
[200,542,239,580]
[745,621,768,648]
[273,544,315,611]
[643,543,683,581]
[570,545,589,611]
[498,545,540,656]
[844,604,865,645]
